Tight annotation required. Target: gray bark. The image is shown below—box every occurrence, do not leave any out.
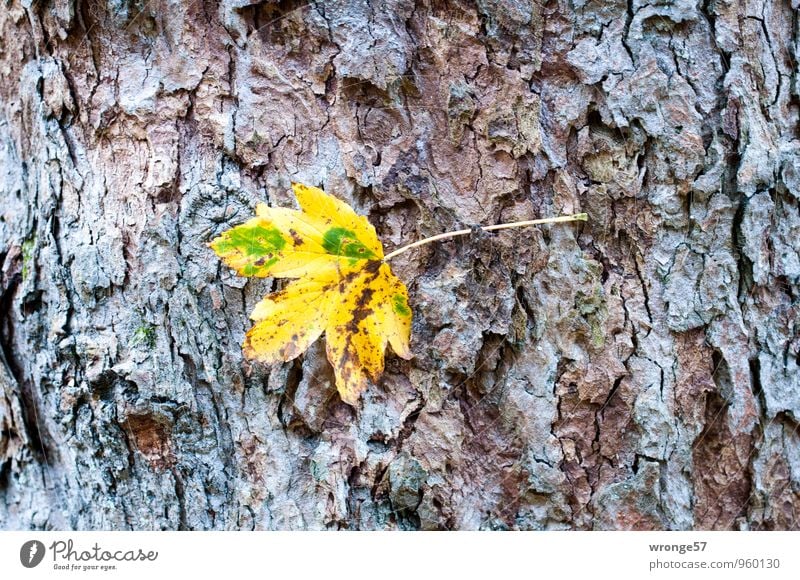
[1,0,798,530]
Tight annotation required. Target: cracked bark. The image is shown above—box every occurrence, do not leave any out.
[1,0,798,530]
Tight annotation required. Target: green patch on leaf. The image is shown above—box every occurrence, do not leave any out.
[392,293,411,317]
[240,257,278,276]
[211,222,286,258]
[321,227,377,260]
[210,222,286,275]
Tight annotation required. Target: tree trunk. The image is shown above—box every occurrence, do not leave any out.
[1,0,798,531]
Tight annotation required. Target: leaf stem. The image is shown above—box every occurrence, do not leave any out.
[383,213,589,261]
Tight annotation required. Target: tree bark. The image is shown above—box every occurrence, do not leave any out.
[1,0,798,530]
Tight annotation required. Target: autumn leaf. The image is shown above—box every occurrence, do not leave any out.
[210,182,587,406]
[210,182,412,405]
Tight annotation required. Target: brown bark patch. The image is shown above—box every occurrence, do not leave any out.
[692,392,754,529]
[123,414,176,471]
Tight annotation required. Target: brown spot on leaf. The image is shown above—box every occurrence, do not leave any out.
[288,228,303,245]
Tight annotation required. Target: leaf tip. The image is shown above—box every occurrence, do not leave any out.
[207,230,225,249]
[395,349,414,361]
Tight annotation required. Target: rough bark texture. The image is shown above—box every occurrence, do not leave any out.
[1,0,799,531]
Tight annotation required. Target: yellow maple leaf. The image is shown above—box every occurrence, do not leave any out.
[209,182,412,405]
